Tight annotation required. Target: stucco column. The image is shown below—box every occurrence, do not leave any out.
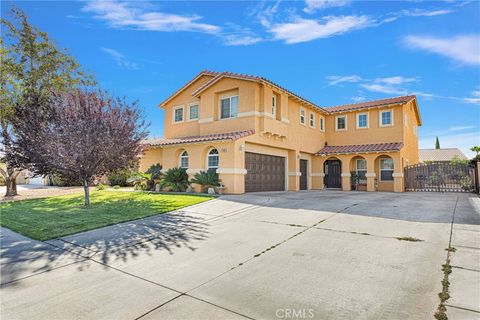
[366,173,376,191]
[338,155,352,191]
[393,173,404,193]
[288,150,300,191]
[311,157,324,189]
[341,173,351,191]
[365,155,376,192]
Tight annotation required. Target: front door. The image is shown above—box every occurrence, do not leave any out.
[300,159,308,190]
[325,160,341,188]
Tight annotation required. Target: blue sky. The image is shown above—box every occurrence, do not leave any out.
[2,0,480,156]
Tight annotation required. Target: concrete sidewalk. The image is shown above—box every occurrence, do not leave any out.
[1,191,479,320]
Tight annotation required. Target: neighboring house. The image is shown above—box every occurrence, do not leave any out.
[419,148,468,163]
[140,71,421,193]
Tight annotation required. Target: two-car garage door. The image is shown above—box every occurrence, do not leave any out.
[245,152,285,192]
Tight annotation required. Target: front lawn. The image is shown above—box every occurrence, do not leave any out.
[0,191,213,241]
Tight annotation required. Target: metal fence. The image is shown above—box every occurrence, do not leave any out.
[405,161,477,193]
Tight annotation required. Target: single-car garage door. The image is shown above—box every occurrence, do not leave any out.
[245,152,285,192]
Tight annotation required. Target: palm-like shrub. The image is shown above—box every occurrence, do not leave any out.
[127,163,162,191]
[191,171,221,192]
[160,167,190,192]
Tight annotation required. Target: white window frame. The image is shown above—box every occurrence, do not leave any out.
[207,148,219,170]
[219,95,239,120]
[188,103,199,121]
[300,107,306,125]
[379,109,393,127]
[335,115,347,131]
[356,159,367,180]
[272,95,277,117]
[356,112,369,129]
[404,113,408,127]
[179,151,189,169]
[380,158,394,181]
[172,105,184,124]
[309,112,315,128]
[319,116,325,132]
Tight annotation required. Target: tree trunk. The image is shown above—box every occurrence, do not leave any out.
[82,179,90,206]
[5,176,18,196]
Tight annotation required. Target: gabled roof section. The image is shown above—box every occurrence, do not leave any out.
[325,95,416,112]
[419,148,468,162]
[316,142,403,156]
[190,71,328,114]
[145,130,255,147]
[159,70,218,107]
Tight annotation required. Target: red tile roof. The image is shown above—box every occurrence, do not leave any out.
[324,95,416,113]
[316,142,403,156]
[191,71,328,113]
[145,130,255,147]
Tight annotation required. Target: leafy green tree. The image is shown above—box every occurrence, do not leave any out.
[160,167,190,192]
[471,146,480,160]
[0,7,93,196]
[435,136,440,149]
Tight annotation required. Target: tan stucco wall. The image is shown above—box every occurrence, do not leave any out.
[140,73,422,194]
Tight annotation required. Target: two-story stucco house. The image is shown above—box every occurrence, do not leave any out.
[140,71,421,194]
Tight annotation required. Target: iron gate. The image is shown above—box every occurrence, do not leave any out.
[404,161,478,193]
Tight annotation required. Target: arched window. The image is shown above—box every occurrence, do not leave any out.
[207,148,219,171]
[180,151,189,169]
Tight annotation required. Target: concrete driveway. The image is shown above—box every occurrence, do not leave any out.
[1,191,479,320]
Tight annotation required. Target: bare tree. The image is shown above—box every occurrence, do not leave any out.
[11,90,148,205]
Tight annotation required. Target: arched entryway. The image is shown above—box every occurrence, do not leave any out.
[350,156,367,190]
[324,157,342,188]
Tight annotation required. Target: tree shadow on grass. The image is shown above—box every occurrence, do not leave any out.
[0,209,211,287]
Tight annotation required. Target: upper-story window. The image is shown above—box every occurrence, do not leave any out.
[272,96,277,117]
[173,106,184,123]
[356,113,368,129]
[180,151,189,168]
[220,96,238,119]
[335,115,347,131]
[380,158,394,181]
[309,112,315,128]
[188,104,199,121]
[319,117,325,132]
[300,108,306,125]
[405,113,408,127]
[207,148,219,172]
[380,110,393,127]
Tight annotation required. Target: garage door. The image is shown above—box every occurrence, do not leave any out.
[245,152,285,192]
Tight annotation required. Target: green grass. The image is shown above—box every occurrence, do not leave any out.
[0,191,213,241]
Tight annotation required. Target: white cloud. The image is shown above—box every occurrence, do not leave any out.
[83,1,220,34]
[304,0,349,14]
[399,8,453,17]
[360,84,407,95]
[464,88,480,105]
[448,126,475,132]
[403,35,480,66]
[223,34,263,46]
[359,76,418,95]
[100,47,138,70]
[326,75,362,86]
[269,15,372,44]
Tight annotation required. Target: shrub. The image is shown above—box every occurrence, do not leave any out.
[160,167,190,192]
[112,185,121,189]
[108,168,132,187]
[96,183,105,191]
[191,171,221,192]
[0,175,5,186]
[127,163,162,191]
[50,174,82,187]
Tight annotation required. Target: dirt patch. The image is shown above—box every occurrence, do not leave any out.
[1,186,83,202]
